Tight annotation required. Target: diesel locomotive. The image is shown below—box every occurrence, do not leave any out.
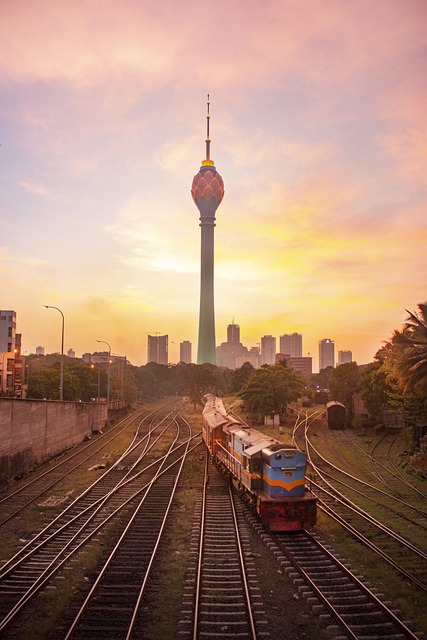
[202,394,317,531]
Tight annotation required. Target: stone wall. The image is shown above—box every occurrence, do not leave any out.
[0,398,114,485]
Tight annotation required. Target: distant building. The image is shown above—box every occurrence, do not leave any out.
[216,323,251,369]
[338,350,353,365]
[0,310,17,395]
[180,341,192,364]
[147,334,168,365]
[289,356,313,378]
[279,333,302,358]
[275,353,312,378]
[235,346,260,369]
[261,335,276,366]
[67,348,76,358]
[82,351,126,365]
[319,339,335,371]
[36,346,45,356]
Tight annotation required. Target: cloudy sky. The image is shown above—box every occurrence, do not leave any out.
[1,0,426,370]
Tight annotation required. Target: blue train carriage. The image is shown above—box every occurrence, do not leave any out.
[225,426,277,492]
[326,401,346,430]
[258,445,317,531]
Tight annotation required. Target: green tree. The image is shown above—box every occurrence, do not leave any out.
[359,361,389,421]
[180,364,216,408]
[328,362,360,420]
[240,364,305,418]
[389,302,427,393]
[231,362,255,393]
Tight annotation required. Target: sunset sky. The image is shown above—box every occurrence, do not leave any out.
[1,0,426,371]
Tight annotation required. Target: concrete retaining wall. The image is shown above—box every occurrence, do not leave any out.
[0,398,121,485]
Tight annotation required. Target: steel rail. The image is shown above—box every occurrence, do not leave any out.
[315,494,427,592]
[0,404,184,580]
[0,432,203,633]
[0,401,177,528]
[306,450,427,560]
[63,415,192,639]
[305,432,427,548]
[192,450,208,640]
[274,530,421,640]
[229,484,258,640]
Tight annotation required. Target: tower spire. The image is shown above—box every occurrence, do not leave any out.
[202,93,214,167]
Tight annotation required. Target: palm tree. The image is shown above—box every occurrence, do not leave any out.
[391,302,427,393]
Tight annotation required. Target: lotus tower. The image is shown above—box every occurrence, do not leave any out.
[191,96,225,365]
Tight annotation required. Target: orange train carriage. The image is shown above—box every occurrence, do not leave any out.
[202,394,317,531]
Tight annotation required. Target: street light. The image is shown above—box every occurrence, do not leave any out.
[43,305,64,401]
[90,364,101,401]
[96,340,111,402]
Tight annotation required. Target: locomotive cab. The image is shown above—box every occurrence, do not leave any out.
[262,445,306,498]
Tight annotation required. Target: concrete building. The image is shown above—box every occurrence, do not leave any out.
[0,310,17,395]
[319,338,335,371]
[289,356,313,378]
[67,348,76,358]
[279,333,302,358]
[235,346,260,369]
[147,334,168,365]
[180,341,192,364]
[338,349,353,365]
[191,96,224,365]
[216,323,251,369]
[261,335,276,366]
[36,346,45,356]
[275,353,312,378]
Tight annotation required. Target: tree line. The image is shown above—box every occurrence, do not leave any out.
[23,302,427,430]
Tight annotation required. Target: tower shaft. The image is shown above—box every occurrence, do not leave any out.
[197,218,216,364]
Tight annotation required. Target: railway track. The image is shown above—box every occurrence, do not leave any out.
[0,401,195,637]
[179,454,269,640]
[0,404,152,526]
[58,415,194,639]
[304,430,427,590]
[270,529,422,640]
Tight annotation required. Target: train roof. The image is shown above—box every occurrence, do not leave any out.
[244,439,277,456]
[326,401,346,409]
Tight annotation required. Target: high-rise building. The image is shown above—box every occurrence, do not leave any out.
[261,335,276,366]
[180,341,192,364]
[147,335,168,365]
[191,96,224,365]
[338,349,353,365]
[67,348,76,358]
[0,310,17,395]
[279,333,302,358]
[227,322,240,344]
[319,339,335,371]
[216,322,250,369]
[36,346,45,356]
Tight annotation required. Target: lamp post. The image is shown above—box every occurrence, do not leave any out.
[90,364,101,401]
[43,305,64,401]
[96,340,111,402]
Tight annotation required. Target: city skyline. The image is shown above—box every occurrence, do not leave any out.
[1,1,426,372]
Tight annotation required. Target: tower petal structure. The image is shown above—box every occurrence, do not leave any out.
[192,96,224,365]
